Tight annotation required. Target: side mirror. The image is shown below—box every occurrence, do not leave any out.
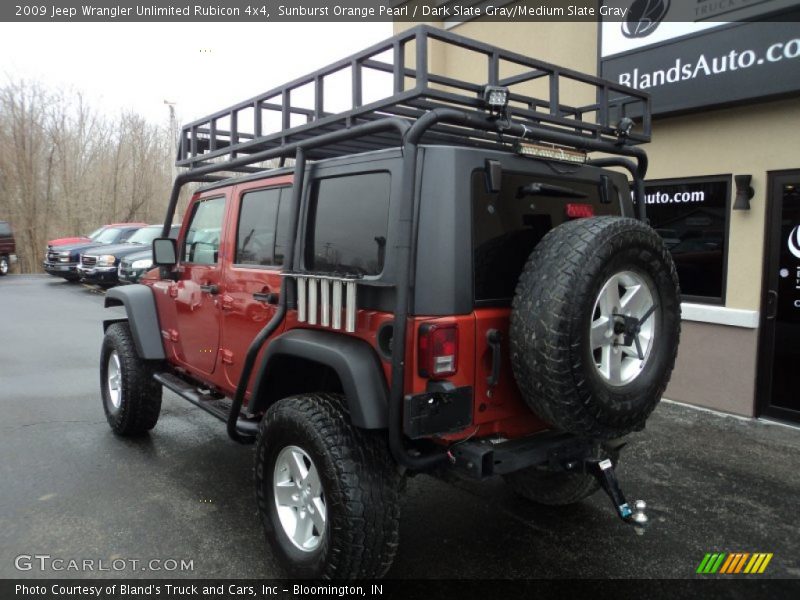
[153,238,177,267]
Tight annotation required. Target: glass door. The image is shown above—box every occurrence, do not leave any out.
[758,171,800,422]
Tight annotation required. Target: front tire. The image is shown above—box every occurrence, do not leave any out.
[0,255,8,276]
[255,393,402,579]
[100,322,162,435]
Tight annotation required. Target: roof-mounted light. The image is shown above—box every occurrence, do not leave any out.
[515,141,587,164]
[482,85,509,112]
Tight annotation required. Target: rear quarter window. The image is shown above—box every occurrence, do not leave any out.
[305,172,390,276]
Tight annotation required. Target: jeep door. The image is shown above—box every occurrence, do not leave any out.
[170,193,228,375]
[219,178,291,392]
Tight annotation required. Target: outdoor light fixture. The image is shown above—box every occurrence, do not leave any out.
[482,85,509,112]
[616,117,635,141]
[733,174,754,211]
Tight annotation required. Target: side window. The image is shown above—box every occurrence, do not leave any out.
[0,222,10,236]
[236,187,287,267]
[183,196,226,264]
[306,172,390,276]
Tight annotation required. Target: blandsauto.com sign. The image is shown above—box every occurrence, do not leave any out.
[600,0,800,115]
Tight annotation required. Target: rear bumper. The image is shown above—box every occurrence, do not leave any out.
[450,431,599,479]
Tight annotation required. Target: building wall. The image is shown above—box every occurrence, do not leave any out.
[648,97,800,312]
[394,19,800,417]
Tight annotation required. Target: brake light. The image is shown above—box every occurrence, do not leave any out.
[565,203,595,218]
[418,323,458,379]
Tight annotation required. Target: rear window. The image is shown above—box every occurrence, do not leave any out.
[305,172,390,276]
[472,171,613,302]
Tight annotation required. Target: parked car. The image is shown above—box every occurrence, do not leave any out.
[47,222,148,249]
[0,221,17,276]
[117,248,156,285]
[118,224,182,284]
[79,224,180,287]
[44,225,144,281]
[100,26,680,579]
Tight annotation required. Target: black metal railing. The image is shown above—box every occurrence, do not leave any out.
[177,25,650,171]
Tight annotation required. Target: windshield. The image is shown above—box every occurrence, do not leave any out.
[87,227,105,240]
[93,227,125,244]
[126,226,162,245]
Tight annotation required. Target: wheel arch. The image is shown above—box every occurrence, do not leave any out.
[249,329,389,429]
[103,284,165,360]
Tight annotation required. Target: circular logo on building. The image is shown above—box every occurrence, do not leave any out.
[788,225,800,259]
[621,0,671,39]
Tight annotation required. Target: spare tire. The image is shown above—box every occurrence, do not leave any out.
[510,216,681,439]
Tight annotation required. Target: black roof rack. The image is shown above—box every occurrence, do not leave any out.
[177,25,650,172]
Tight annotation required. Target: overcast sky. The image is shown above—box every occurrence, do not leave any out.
[0,22,393,126]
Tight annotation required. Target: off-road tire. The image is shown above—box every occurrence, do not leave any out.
[255,393,402,579]
[510,217,681,439]
[504,447,615,506]
[0,255,8,276]
[100,322,162,435]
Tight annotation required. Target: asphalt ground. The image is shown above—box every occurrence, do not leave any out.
[1,275,799,583]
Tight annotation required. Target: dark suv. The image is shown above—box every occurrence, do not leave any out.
[100,26,681,579]
[0,221,17,276]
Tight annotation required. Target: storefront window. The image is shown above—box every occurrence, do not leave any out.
[640,175,731,303]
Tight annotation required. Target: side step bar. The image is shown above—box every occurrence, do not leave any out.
[153,372,259,436]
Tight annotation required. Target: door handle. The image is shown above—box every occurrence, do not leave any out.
[200,283,219,295]
[765,290,778,320]
[486,329,503,387]
[253,291,279,305]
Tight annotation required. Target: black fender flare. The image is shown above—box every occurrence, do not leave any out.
[249,329,389,429]
[103,285,165,360]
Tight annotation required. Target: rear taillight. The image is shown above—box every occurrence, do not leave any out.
[565,203,595,218]
[418,323,458,379]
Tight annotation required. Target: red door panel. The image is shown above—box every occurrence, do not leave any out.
[171,194,228,376]
[220,267,283,391]
[220,178,292,399]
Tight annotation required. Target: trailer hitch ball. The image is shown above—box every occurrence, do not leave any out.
[631,500,648,525]
[585,457,649,532]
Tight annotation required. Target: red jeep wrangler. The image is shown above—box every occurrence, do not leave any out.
[100,26,680,578]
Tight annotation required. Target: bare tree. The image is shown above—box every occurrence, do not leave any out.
[0,79,176,273]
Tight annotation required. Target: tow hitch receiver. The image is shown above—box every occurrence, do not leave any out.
[584,458,648,530]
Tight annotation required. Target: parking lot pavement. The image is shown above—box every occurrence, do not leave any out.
[1,274,799,580]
